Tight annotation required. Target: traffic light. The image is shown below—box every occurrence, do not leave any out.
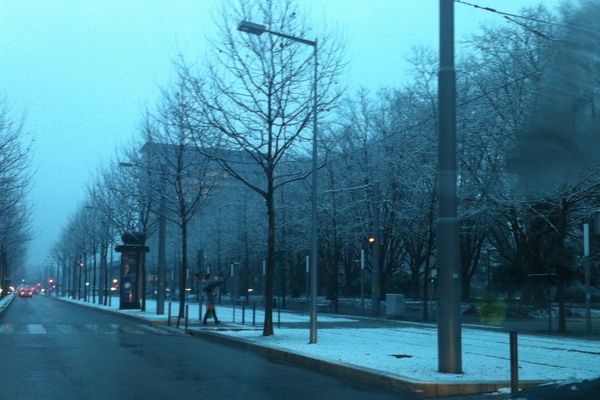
[367,235,376,245]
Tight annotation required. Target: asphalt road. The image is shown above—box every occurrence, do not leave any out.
[0,296,412,400]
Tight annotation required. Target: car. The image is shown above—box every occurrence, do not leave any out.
[18,286,34,298]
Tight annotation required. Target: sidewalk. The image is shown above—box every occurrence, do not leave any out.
[53,295,600,397]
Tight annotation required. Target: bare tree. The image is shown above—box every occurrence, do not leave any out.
[0,100,32,298]
[179,0,343,335]
[144,86,218,327]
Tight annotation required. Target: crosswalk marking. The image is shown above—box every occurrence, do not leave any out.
[27,324,47,334]
[119,326,146,335]
[54,324,78,334]
[0,323,168,336]
[139,325,168,334]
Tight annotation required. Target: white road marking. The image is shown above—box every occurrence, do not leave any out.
[119,326,146,335]
[54,324,77,334]
[139,325,169,335]
[0,322,169,335]
[27,324,47,334]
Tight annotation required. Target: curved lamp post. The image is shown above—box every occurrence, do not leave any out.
[238,20,319,343]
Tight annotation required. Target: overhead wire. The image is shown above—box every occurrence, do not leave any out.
[454,0,574,29]
[331,1,572,158]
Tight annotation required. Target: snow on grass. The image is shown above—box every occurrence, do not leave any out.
[217,326,600,383]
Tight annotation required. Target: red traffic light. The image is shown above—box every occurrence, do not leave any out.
[79,261,85,267]
[367,236,376,245]
[48,278,54,284]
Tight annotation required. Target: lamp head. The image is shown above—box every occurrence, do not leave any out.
[238,20,266,36]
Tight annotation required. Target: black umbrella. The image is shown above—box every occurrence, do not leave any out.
[203,280,224,292]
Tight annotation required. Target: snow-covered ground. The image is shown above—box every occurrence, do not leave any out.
[219,325,599,383]
[58,296,355,323]
[56,295,600,384]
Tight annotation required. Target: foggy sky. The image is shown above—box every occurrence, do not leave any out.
[0,0,562,273]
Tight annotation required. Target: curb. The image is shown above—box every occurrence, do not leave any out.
[186,328,546,398]
[0,294,15,316]
[48,296,171,328]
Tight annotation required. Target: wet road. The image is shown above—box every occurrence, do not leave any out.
[0,296,410,400]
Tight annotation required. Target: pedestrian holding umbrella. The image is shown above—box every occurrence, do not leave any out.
[202,276,224,325]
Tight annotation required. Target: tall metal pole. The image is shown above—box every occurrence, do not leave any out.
[157,194,166,315]
[438,0,462,373]
[585,258,591,334]
[305,255,309,302]
[584,223,591,334]
[371,181,381,316]
[262,259,266,297]
[361,249,365,313]
[108,246,113,307]
[309,42,319,344]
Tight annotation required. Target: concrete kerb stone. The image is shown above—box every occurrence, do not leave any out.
[186,328,547,398]
[48,296,172,328]
[0,293,16,316]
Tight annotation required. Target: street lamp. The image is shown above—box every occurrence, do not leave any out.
[238,20,319,344]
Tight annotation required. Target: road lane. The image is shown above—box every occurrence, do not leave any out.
[0,296,411,400]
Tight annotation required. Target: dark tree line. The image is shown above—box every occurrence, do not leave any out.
[49,1,600,335]
[0,100,32,298]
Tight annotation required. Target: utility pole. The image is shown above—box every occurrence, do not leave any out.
[361,249,365,313]
[438,0,462,374]
[157,194,166,315]
[371,181,381,316]
[584,223,591,334]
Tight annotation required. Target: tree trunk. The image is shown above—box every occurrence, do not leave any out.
[411,264,421,299]
[461,278,471,302]
[264,184,275,336]
[557,281,567,334]
[102,243,108,305]
[92,251,97,304]
[423,257,431,322]
[177,221,188,328]
[141,251,146,312]
[0,248,5,300]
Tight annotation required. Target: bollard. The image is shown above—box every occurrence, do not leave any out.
[252,303,256,326]
[185,304,189,331]
[233,304,236,323]
[242,303,246,325]
[167,302,172,327]
[510,331,519,395]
